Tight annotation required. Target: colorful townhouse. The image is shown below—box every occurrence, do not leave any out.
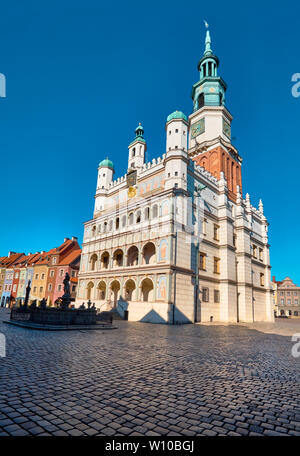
[31,237,81,305]
[0,253,24,307]
[0,257,7,299]
[16,253,42,303]
[49,247,81,304]
[0,238,81,307]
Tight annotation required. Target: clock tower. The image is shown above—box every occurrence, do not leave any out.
[189,26,242,201]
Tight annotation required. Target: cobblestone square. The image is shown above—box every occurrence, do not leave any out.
[0,308,299,436]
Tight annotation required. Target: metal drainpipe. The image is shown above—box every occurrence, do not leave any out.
[172,231,177,325]
[235,259,239,322]
[194,242,199,323]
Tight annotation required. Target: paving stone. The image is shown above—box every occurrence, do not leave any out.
[0,312,299,437]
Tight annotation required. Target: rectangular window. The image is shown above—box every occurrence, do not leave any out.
[52,257,57,265]
[50,270,55,278]
[259,248,263,261]
[260,273,265,287]
[253,245,257,258]
[202,287,209,302]
[287,299,291,305]
[233,234,236,247]
[72,286,76,292]
[294,291,298,296]
[214,290,220,303]
[13,284,17,292]
[15,273,19,279]
[213,224,219,241]
[39,287,43,293]
[295,299,298,305]
[58,285,62,292]
[202,218,207,235]
[71,271,76,277]
[48,284,52,291]
[41,273,45,280]
[280,299,284,305]
[60,269,64,277]
[287,291,290,296]
[35,274,39,280]
[280,291,284,296]
[33,287,37,293]
[199,252,206,271]
[213,257,220,274]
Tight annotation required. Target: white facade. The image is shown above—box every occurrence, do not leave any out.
[76,31,274,324]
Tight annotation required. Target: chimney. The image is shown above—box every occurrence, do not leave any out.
[272,275,276,282]
[8,251,16,257]
[71,236,78,241]
[64,237,70,242]
[27,252,32,256]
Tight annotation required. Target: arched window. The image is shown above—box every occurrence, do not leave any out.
[92,225,96,236]
[90,254,98,271]
[141,278,154,302]
[122,215,127,228]
[132,147,136,157]
[113,249,124,267]
[108,220,113,231]
[100,252,110,270]
[144,207,150,220]
[128,212,134,225]
[142,243,156,265]
[110,280,120,306]
[86,282,94,300]
[97,281,106,300]
[136,210,141,224]
[127,246,139,266]
[115,217,119,230]
[103,221,107,232]
[198,93,204,109]
[152,205,158,219]
[124,279,136,301]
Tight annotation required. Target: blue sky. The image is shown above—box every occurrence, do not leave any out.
[0,0,299,283]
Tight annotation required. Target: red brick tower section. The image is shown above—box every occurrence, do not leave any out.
[192,146,242,202]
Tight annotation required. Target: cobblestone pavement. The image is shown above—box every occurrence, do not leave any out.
[0,308,299,437]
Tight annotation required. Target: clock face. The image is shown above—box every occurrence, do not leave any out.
[223,119,231,139]
[191,118,205,139]
[128,186,136,198]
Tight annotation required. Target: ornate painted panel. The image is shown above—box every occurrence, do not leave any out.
[158,239,168,262]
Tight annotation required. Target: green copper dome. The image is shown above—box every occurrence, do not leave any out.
[166,110,188,123]
[99,158,114,169]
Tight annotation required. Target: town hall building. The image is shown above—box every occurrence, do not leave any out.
[75,29,274,324]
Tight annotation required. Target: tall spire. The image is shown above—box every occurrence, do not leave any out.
[204,30,212,56]
[192,23,226,111]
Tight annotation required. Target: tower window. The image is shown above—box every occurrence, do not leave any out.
[198,93,204,109]
[175,172,178,176]
[103,173,105,177]
[175,145,178,149]
[132,148,136,157]
[169,131,171,135]
[175,129,178,133]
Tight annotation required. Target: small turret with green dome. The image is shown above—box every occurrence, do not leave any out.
[166,110,188,123]
[99,157,114,169]
[191,23,227,112]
